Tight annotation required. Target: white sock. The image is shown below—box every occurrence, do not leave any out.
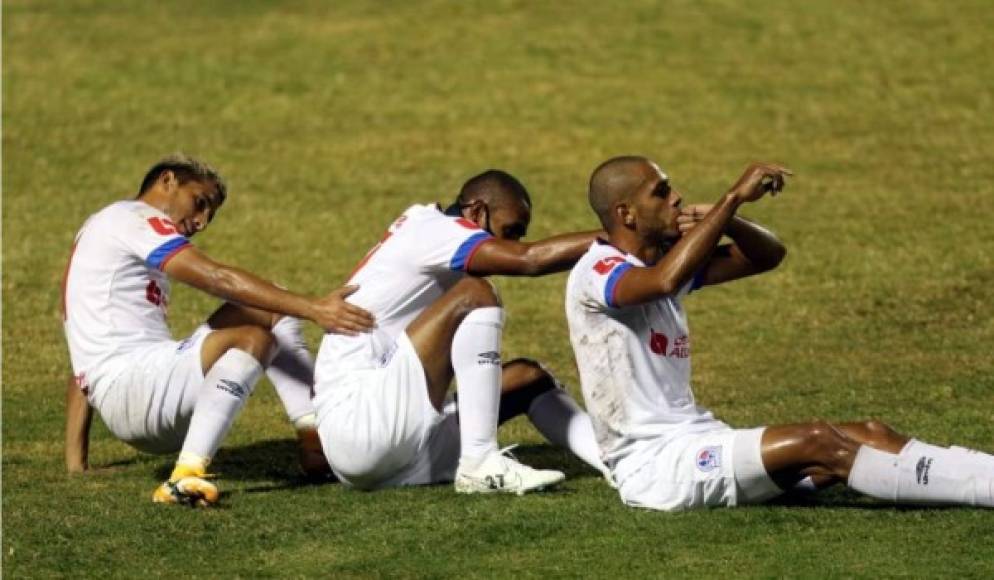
[905,440,994,480]
[180,349,263,460]
[267,316,317,424]
[451,307,504,465]
[950,445,994,478]
[848,444,994,507]
[528,387,609,476]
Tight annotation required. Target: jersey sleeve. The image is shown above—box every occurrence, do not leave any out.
[114,207,192,270]
[414,215,494,274]
[583,254,633,310]
[584,255,703,308]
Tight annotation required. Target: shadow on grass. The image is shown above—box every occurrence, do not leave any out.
[151,438,337,491]
[760,486,963,511]
[147,440,606,492]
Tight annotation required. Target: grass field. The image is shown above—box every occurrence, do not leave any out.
[4,0,994,577]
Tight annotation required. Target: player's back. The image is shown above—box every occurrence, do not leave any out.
[63,200,191,394]
[315,203,492,377]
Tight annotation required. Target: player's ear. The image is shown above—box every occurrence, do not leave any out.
[466,199,486,227]
[160,170,176,192]
[616,203,635,228]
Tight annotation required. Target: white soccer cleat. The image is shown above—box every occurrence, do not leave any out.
[454,446,566,495]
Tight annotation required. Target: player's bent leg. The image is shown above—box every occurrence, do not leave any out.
[759,420,994,507]
[499,359,610,482]
[405,277,563,494]
[787,420,912,491]
[759,422,862,491]
[833,420,910,454]
[405,276,503,408]
[207,303,328,477]
[153,326,272,507]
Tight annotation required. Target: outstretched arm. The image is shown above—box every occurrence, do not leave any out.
[612,162,791,307]
[163,246,374,334]
[465,230,603,277]
[65,376,92,473]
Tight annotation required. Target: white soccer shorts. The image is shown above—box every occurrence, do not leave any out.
[88,325,211,454]
[617,427,782,511]
[315,332,461,490]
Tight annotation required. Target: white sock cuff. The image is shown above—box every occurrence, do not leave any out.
[848,445,899,495]
[528,384,569,415]
[217,347,264,373]
[462,306,504,328]
[272,315,303,338]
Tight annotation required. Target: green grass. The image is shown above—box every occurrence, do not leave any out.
[4,0,994,577]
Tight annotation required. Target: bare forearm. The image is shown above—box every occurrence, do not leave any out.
[655,193,741,292]
[198,265,318,321]
[725,216,786,271]
[522,230,602,275]
[65,377,93,473]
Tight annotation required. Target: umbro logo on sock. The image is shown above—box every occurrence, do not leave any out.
[216,379,246,398]
[916,456,933,485]
[477,351,501,366]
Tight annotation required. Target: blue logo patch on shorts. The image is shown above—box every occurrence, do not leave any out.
[176,337,195,353]
[696,446,722,472]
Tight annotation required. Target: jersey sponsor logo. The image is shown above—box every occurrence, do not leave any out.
[593,256,626,275]
[147,217,179,236]
[696,446,722,472]
[648,330,690,359]
[916,456,933,485]
[649,329,668,355]
[669,335,690,358]
[477,351,502,366]
[216,379,247,399]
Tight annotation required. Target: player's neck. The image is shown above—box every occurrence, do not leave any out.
[137,190,170,215]
[607,231,662,265]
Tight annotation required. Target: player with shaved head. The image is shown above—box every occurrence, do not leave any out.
[566,156,994,510]
[313,169,610,494]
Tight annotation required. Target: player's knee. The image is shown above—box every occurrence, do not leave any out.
[802,421,848,458]
[861,419,898,447]
[456,276,502,310]
[504,358,553,390]
[226,325,276,362]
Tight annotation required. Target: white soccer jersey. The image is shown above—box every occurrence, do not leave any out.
[62,200,192,394]
[315,204,493,381]
[565,240,726,484]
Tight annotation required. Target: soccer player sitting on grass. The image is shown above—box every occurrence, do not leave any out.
[314,170,610,494]
[62,154,375,507]
[565,156,994,511]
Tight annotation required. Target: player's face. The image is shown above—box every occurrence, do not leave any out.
[169,178,223,238]
[486,199,531,241]
[632,163,682,243]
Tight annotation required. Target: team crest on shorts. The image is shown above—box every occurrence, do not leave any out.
[696,446,722,472]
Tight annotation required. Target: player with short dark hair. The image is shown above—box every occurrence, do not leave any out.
[63,153,375,506]
[314,169,610,494]
[566,155,994,510]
